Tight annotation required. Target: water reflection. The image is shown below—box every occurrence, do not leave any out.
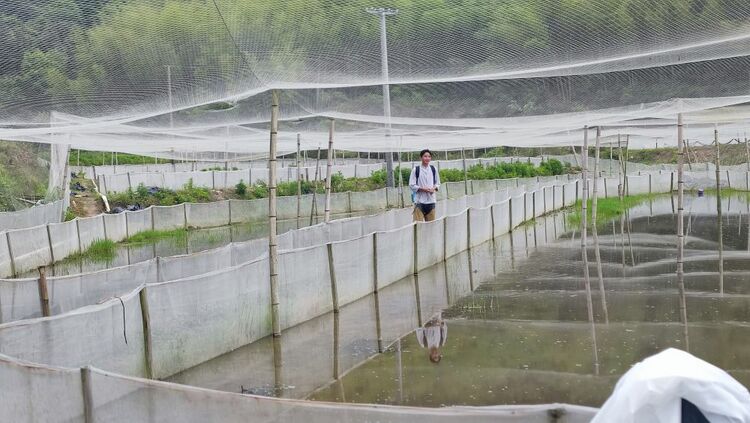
[415,312,447,364]
[169,194,750,409]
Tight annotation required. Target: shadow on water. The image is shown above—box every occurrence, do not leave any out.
[170,193,750,408]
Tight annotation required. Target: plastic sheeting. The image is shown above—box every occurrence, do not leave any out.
[469,206,493,247]
[7,225,52,275]
[125,209,152,237]
[331,236,375,306]
[47,220,80,262]
[157,246,231,282]
[593,348,750,423]
[152,205,186,231]
[350,188,388,212]
[0,289,147,377]
[0,200,64,232]
[375,226,414,290]
[278,245,333,330]
[77,216,106,251]
[0,355,85,423]
[417,219,445,270]
[186,201,230,228]
[510,194,525,228]
[147,259,271,378]
[444,211,469,259]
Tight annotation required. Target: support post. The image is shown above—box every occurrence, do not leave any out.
[309,147,321,226]
[715,127,724,294]
[139,288,154,379]
[37,267,50,317]
[745,135,750,172]
[676,113,689,350]
[324,120,334,223]
[296,133,302,229]
[327,243,340,313]
[580,126,600,374]
[592,127,609,324]
[268,90,281,338]
[461,148,468,195]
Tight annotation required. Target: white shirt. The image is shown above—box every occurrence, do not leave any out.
[415,322,448,349]
[409,163,441,205]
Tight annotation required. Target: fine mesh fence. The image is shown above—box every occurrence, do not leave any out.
[0,171,690,422]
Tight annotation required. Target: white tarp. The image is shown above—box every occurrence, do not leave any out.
[593,348,750,423]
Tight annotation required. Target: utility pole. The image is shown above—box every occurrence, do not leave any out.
[366,7,398,188]
[166,65,174,130]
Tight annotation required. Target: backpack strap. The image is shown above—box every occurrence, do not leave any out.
[415,165,420,180]
[430,165,437,185]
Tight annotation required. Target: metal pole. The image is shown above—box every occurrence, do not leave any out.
[296,133,302,229]
[715,127,724,295]
[367,8,398,188]
[676,113,689,350]
[745,134,750,172]
[592,127,609,324]
[167,65,174,130]
[580,126,599,375]
[325,119,335,223]
[269,90,281,338]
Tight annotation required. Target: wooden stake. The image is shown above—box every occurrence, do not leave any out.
[324,119,335,223]
[269,90,281,338]
[37,267,50,317]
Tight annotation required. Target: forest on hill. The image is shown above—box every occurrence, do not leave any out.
[1,0,749,121]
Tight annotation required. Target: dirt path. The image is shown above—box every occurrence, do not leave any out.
[69,176,104,217]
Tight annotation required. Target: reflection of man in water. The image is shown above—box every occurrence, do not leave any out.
[415,312,447,363]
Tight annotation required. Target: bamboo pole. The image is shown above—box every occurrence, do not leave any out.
[296,134,302,229]
[461,148,468,195]
[580,126,600,375]
[676,113,689,350]
[715,127,724,295]
[684,140,693,171]
[571,145,580,167]
[309,147,321,226]
[745,135,749,172]
[592,127,609,324]
[324,119,335,223]
[269,90,281,338]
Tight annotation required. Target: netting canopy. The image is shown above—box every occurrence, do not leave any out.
[2,0,750,153]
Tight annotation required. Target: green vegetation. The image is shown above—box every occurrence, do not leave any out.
[125,228,187,245]
[567,194,660,227]
[70,150,171,166]
[63,208,76,221]
[1,1,747,121]
[65,239,116,262]
[108,179,211,208]
[0,140,49,210]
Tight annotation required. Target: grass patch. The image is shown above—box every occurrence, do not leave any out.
[125,229,187,245]
[567,194,661,227]
[66,239,116,262]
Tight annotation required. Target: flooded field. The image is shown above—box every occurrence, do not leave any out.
[170,194,750,408]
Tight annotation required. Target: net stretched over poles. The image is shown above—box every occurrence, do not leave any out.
[2,1,750,154]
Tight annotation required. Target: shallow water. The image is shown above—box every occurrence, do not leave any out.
[18,211,363,278]
[170,193,750,408]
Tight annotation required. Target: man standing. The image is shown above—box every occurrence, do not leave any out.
[409,149,440,222]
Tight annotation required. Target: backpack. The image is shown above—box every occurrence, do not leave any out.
[411,165,437,203]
